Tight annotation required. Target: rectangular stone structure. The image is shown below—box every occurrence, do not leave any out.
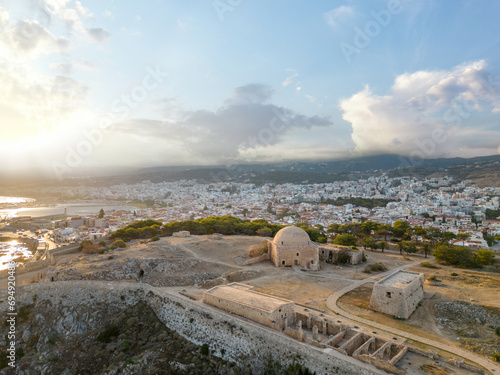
[203,283,295,329]
[369,270,424,319]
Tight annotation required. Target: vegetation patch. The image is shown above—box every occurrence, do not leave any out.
[363,262,387,273]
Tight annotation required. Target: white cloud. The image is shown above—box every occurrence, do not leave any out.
[0,20,69,59]
[86,27,111,42]
[340,60,500,158]
[324,5,355,28]
[0,64,89,138]
[282,69,298,87]
[109,84,333,164]
[0,7,9,31]
[34,0,110,42]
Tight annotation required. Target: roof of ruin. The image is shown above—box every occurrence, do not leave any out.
[273,226,311,246]
[204,283,294,313]
[376,270,422,289]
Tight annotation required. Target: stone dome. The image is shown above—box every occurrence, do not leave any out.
[273,226,311,246]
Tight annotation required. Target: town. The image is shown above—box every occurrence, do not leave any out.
[5,174,500,251]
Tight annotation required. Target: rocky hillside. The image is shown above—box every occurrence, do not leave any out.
[0,300,246,375]
[434,301,500,359]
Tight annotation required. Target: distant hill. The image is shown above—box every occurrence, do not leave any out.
[2,154,500,187]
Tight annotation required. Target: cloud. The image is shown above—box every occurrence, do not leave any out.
[109,84,333,164]
[324,5,355,28]
[0,64,89,138]
[0,7,9,31]
[86,27,111,42]
[0,19,69,58]
[282,69,298,87]
[33,0,109,42]
[340,60,500,158]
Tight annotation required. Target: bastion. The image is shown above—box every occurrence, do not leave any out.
[369,270,425,319]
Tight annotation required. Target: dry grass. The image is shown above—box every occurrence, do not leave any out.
[247,240,268,258]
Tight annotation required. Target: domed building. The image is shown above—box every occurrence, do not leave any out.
[268,226,319,270]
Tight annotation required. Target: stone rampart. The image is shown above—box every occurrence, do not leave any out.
[0,281,386,375]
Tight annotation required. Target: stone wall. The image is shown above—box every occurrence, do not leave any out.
[0,281,385,375]
[269,241,319,269]
[202,291,295,330]
[369,272,424,319]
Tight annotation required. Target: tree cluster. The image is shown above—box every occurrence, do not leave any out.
[110,220,162,241]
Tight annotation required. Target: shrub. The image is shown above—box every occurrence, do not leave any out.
[248,240,268,258]
[200,343,209,356]
[80,240,101,254]
[473,248,495,266]
[98,240,106,247]
[120,341,131,352]
[426,275,439,282]
[148,236,160,242]
[493,351,500,362]
[110,240,127,249]
[495,326,500,336]
[420,261,439,269]
[48,333,59,346]
[256,227,273,237]
[363,262,387,273]
[96,324,120,343]
[451,272,459,277]
[335,249,351,265]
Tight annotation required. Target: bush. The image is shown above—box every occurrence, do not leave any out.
[420,261,439,269]
[451,272,459,277]
[473,248,495,266]
[256,227,273,237]
[493,351,500,362]
[96,324,120,343]
[79,240,102,254]
[495,326,500,336]
[120,341,131,352]
[426,275,439,282]
[110,240,127,249]
[364,262,387,273]
[200,343,209,356]
[335,249,351,265]
[148,236,160,242]
[248,240,268,258]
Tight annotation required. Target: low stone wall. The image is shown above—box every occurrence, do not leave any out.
[242,252,270,265]
[1,281,386,375]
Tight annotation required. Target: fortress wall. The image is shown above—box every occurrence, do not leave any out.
[4,281,385,375]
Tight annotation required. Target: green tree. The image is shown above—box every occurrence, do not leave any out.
[98,209,105,218]
[392,220,410,238]
[398,240,417,255]
[360,237,378,250]
[434,244,477,267]
[423,243,431,258]
[378,240,387,252]
[473,248,495,265]
[256,227,273,237]
[333,234,357,247]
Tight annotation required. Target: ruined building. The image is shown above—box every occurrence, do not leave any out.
[267,226,319,270]
[203,283,295,330]
[369,270,425,319]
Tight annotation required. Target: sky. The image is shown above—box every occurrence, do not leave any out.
[1,0,500,178]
